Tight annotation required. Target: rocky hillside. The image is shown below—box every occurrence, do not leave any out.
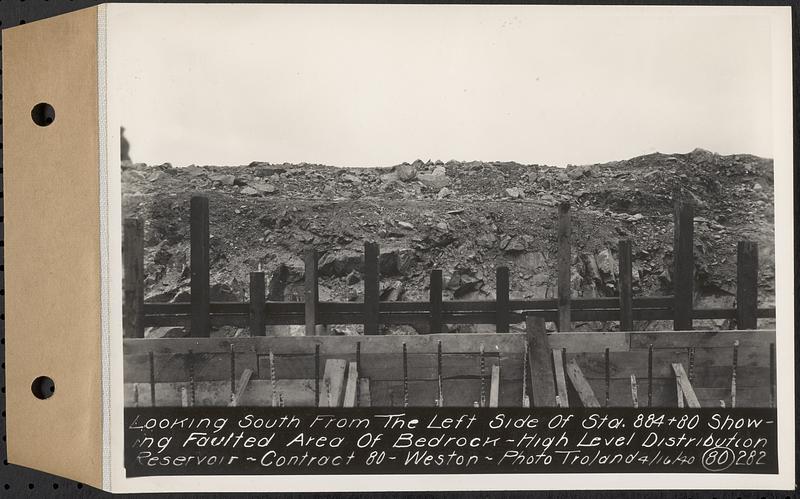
[121,148,775,336]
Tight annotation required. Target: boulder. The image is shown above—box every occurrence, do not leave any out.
[514,251,546,271]
[595,249,618,281]
[318,249,363,277]
[380,280,405,301]
[251,181,278,194]
[505,187,524,199]
[437,187,452,199]
[418,173,452,190]
[432,166,447,177]
[503,236,527,253]
[567,165,591,179]
[395,162,417,181]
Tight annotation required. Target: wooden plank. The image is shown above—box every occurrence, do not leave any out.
[320,359,348,407]
[146,306,770,325]
[123,332,527,356]
[565,359,600,407]
[496,266,510,334]
[630,375,639,408]
[123,352,258,383]
[144,296,675,315]
[363,241,380,335]
[125,379,316,407]
[429,270,443,334]
[249,272,266,336]
[673,201,694,330]
[489,365,501,407]
[584,377,679,407]
[630,330,775,349]
[123,218,145,338]
[304,248,319,336]
[228,368,253,407]
[618,239,633,331]
[694,387,771,408]
[343,362,359,407]
[548,331,630,353]
[358,378,371,407]
[190,195,211,337]
[557,202,571,331]
[552,349,569,407]
[526,316,556,407]
[672,363,700,408]
[368,379,523,407]
[736,241,758,330]
[258,351,524,382]
[564,350,770,385]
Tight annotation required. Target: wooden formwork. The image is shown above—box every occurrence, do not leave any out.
[122,325,776,409]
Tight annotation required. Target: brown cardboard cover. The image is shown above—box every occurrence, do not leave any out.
[3,6,103,488]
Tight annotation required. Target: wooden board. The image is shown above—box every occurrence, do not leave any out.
[358,379,371,407]
[565,359,600,407]
[672,363,701,408]
[229,368,253,407]
[320,359,348,407]
[368,379,523,407]
[489,365,501,407]
[548,332,630,352]
[125,379,316,407]
[552,349,569,408]
[343,362,359,407]
[527,317,557,407]
[257,352,524,382]
[123,352,258,383]
[694,387,771,408]
[123,332,527,355]
[629,330,775,349]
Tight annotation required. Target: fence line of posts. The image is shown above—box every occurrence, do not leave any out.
[122,196,773,339]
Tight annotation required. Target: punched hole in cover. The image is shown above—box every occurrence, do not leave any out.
[31,103,55,127]
[31,376,55,399]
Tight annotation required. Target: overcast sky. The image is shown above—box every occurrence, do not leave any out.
[108,4,781,168]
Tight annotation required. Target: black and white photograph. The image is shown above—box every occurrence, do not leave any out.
[107,3,793,491]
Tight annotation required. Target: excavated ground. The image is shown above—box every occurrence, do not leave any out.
[121,148,775,336]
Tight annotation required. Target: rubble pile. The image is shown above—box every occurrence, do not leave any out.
[122,148,775,337]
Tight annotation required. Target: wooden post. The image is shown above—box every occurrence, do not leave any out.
[496,266,510,334]
[304,248,319,336]
[429,269,443,334]
[123,218,145,338]
[618,239,633,331]
[557,202,571,331]
[604,347,610,407]
[769,343,776,408]
[526,316,556,407]
[364,241,380,335]
[673,201,694,330]
[647,344,653,407]
[190,195,211,337]
[249,272,266,336]
[736,241,758,330]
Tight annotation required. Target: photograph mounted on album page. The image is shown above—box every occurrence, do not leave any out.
[2,2,794,493]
